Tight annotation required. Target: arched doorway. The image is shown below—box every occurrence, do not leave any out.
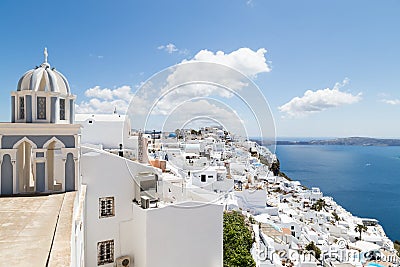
[44,138,65,191]
[15,139,36,193]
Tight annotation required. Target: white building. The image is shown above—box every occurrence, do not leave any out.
[75,113,142,160]
[80,148,223,267]
[0,50,224,267]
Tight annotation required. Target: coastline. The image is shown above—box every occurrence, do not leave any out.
[273,144,400,242]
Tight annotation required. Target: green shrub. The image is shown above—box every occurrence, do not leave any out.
[223,211,256,267]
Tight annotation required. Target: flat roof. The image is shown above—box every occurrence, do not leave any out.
[75,113,126,122]
[0,192,76,267]
[279,213,295,224]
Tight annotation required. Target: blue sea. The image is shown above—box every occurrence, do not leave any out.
[275,145,400,241]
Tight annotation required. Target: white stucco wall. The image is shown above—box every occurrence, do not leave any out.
[72,185,86,267]
[80,147,155,267]
[235,189,267,209]
[76,114,132,149]
[145,202,223,267]
[192,168,217,187]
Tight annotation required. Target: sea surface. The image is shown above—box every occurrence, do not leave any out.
[275,144,400,241]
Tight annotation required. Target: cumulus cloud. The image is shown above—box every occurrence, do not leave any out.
[279,78,362,117]
[132,47,271,117]
[158,47,270,111]
[188,47,271,77]
[76,85,134,114]
[125,47,274,136]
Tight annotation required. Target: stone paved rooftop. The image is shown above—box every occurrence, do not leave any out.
[0,192,76,267]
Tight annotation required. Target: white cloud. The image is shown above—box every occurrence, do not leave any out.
[76,85,134,114]
[279,78,362,117]
[189,47,271,77]
[157,43,178,54]
[85,86,113,100]
[134,47,271,117]
[127,47,273,134]
[162,48,269,113]
[381,99,400,105]
[157,46,271,77]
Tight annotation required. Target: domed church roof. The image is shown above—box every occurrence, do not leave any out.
[17,48,71,95]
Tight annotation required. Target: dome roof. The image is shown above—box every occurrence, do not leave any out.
[17,48,71,95]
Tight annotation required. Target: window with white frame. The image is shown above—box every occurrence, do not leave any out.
[99,197,115,218]
[97,239,114,265]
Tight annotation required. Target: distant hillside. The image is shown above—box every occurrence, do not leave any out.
[276,137,400,146]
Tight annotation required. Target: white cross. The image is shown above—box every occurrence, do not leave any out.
[44,47,48,63]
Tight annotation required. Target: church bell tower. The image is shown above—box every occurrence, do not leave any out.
[0,49,80,195]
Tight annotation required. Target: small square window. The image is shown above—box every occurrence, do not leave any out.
[99,197,115,218]
[97,240,114,265]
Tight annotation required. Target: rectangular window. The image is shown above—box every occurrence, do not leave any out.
[97,240,114,265]
[201,174,206,182]
[99,197,115,218]
[19,97,25,119]
[60,98,65,120]
[37,97,46,119]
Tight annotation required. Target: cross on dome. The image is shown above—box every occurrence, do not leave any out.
[44,47,48,63]
[16,48,71,95]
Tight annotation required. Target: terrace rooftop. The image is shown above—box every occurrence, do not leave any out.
[0,192,76,267]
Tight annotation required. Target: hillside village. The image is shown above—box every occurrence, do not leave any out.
[152,127,399,267]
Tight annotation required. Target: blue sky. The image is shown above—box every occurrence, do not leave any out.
[1,0,399,138]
